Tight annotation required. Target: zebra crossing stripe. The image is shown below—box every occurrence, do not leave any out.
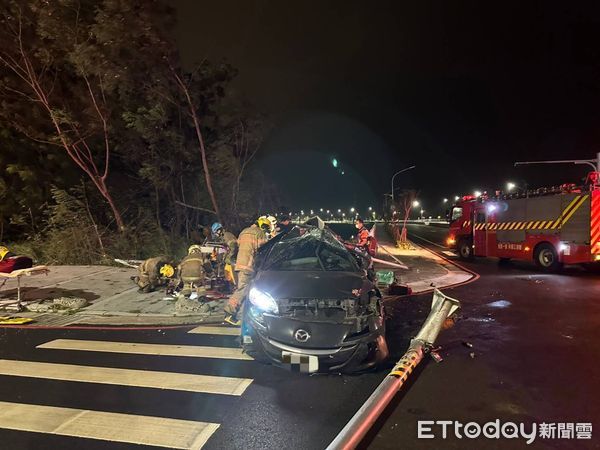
[0,401,218,449]
[187,325,240,336]
[37,339,253,361]
[0,359,252,395]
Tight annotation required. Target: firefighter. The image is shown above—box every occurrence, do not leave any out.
[177,245,206,299]
[211,223,238,266]
[134,256,175,293]
[224,217,270,326]
[354,218,371,253]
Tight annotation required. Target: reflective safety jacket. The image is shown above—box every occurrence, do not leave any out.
[356,226,370,249]
[178,252,205,282]
[222,230,239,265]
[235,224,267,272]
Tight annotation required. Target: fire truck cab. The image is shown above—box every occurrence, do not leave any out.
[446,174,600,271]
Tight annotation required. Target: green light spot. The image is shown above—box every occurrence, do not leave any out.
[332,158,338,168]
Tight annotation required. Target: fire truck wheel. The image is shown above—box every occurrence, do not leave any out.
[457,239,473,260]
[534,243,561,271]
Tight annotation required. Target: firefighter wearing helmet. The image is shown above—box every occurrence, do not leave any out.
[176,245,207,299]
[224,217,269,325]
[211,222,238,266]
[133,256,175,293]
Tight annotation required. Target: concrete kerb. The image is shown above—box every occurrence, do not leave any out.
[375,231,475,296]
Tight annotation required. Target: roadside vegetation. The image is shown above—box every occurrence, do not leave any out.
[0,0,279,264]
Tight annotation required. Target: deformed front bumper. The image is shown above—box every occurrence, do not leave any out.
[242,306,384,372]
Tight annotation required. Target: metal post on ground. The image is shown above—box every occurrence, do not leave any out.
[326,289,460,450]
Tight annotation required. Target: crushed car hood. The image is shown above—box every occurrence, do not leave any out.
[253,270,364,299]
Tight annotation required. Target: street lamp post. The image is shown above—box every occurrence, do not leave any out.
[391,165,416,203]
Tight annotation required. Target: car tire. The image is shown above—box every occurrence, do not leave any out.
[457,238,473,260]
[534,243,562,272]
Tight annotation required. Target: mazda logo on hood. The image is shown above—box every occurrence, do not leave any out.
[294,329,310,343]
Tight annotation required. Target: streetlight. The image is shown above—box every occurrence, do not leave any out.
[350,207,355,213]
[454,196,460,201]
[443,198,448,203]
[412,200,420,207]
[368,206,372,211]
[391,165,416,203]
[326,210,330,214]
[337,209,341,213]
[474,190,482,197]
[506,182,516,191]
[320,208,323,212]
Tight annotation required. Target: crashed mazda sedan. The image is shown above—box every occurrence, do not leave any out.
[241,224,389,373]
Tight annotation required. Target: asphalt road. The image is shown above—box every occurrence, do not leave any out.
[0,223,598,449]
[365,224,600,449]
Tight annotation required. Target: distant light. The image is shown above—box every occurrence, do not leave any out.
[412,200,420,207]
[301,210,304,215]
[507,182,516,191]
[310,210,314,214]
[350,207,355,213]
[341,171,345,175]
[337,209,341,213]
[474,190,482,197]
[320,208,323,212]
[368,206,372,211]
[326,210,330,213]
[443,198,448,203]
[342,213,346,217]
[332,158,338,168]
[454,196,460,201]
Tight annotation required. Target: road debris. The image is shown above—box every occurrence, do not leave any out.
[462,341,474,348]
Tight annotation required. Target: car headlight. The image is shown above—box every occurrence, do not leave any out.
[248,287,278,314]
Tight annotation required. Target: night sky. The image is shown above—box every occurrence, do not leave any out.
[174,1,600,216]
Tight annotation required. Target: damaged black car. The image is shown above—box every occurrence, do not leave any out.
[241,223,389,373]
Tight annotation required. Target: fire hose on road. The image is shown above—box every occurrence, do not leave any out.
[326,289,461,450]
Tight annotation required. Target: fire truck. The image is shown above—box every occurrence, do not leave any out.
[446,172,600,270]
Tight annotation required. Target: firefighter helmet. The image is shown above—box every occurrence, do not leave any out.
[188,245,202,254]
[159,264,175,278]
[0,246,9,262]
[211,222,223,235]
[257,216,272,233]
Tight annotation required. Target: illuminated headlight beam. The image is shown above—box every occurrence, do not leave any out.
[249,287,279,314]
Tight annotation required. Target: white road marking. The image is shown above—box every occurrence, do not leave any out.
[0,359,252,396]
[188,325,240,336]
[37,339,253,361]
[0,401,218,449]
[442,250,457,257]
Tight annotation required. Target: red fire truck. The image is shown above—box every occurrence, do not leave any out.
[446,172,600,270]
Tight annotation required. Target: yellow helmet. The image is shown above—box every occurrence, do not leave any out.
[159,264,175,278]
[0,246,9,262]
[188,245,202,254]
[257,216,272,233]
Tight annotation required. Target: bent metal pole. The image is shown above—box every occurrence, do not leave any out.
[326,289,460,450]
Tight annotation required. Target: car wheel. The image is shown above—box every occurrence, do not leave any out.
[534,243,562,272]
[458,238,473,260]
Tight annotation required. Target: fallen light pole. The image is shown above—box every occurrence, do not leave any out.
[326,289,461,450]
